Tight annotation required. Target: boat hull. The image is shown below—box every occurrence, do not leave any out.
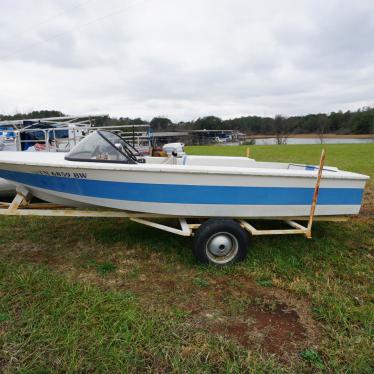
[0,177,15,198]
[0,162,367,217]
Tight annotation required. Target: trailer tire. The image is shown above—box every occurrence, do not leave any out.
[193,219,248,265]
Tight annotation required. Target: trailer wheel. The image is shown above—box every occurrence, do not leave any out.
[193,219,248,265]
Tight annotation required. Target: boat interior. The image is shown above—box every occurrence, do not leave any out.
[145,155,340,172]
[65,130,340,174]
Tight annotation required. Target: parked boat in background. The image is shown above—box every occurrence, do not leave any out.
[0,127,17,151]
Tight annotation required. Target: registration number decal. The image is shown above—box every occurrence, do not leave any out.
[38,170,87,179]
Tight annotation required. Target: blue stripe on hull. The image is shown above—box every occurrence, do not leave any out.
[0,169,363,205]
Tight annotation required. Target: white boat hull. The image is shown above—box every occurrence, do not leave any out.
[28,186,362,217]
[0,152,368,217]
[0,177,15,198]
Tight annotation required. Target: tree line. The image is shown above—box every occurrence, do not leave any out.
[1,106,373,135]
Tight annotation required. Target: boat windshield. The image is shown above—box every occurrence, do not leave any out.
[65,131,143,164]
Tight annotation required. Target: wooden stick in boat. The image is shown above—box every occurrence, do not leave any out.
[306,149,326,238]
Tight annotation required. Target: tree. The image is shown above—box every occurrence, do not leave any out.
[0,110,64,120]
[149,117,172,131]
[329,111,344,132]
[354,113,374,134]
[1,106,373,135]
[273,115,290,144]
[193,116,223,130]
[316,115,329,144]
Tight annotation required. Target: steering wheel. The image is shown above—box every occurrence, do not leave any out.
[121,141,145,163]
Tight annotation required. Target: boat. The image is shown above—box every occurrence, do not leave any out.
[0,130,369,217]
[0,132,14,196]
[0,127,16,150]
[0,179,15,197]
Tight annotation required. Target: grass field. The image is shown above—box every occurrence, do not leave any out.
[0,144,373,373]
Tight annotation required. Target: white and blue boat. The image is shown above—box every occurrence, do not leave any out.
[0,130,369,218]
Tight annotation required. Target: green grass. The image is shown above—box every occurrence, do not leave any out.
[0,143,373,373]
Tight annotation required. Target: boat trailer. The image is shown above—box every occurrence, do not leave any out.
[0,150,348,265]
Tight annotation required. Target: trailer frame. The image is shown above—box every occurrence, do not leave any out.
[0,193,348,237]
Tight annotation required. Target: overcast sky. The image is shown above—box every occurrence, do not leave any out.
[1,0,374,121]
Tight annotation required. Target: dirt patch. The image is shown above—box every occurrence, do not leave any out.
[249,304,306,356]
[196,301,308,362]
[209,319,250,346]
[262,287,320,344]
[178,274,318,362]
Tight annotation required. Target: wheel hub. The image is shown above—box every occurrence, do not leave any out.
[208,234,234,256]
[205,231,239,264]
